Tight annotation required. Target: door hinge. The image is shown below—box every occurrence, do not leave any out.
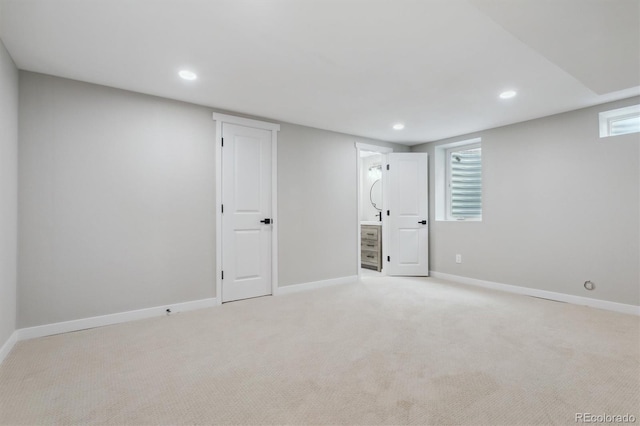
[387,256,390,262]
[386,164,389,170]
[221,137,224,147]
[221,204,224,213]
[387,210,390,216]
[221,271,224,280]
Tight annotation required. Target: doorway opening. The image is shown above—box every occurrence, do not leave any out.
[355,143,393,279]
[356,144,430,279]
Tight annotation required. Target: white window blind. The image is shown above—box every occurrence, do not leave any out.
[448,145,482,219]
[610,115,640,136]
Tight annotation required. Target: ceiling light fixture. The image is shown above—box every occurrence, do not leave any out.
[393,123,405,130]
[179,70,197,81]
[499,90,517,99]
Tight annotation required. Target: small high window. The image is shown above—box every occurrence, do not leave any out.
[599,105,640,138]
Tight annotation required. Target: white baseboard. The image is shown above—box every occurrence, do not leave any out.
[430,271,640,316]
[0,330,18,365]
[11,274,358,344]
[17,297,218,341]
[276,275,358,296]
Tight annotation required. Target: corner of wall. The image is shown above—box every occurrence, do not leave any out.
[0,37,19,361]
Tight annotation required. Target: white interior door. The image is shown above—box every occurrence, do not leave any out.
[222,123,272,302]
[386,152,429,276]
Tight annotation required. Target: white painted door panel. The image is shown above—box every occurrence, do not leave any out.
[387,153,429,276]
[222,123,272,302]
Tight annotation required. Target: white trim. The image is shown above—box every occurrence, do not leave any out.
[0,331,18,365]
[211,112,280,132]
[213,113,279,302]
[17,298,218,341]
[355,142,393,153]
[276,275,358,296]
[430,271,640,316]
[355,142,392,280]
[214,118,223,305]
[356,145,362,278]
[381,153,389,275]
[271,129,279,295]
[435,137,481,150]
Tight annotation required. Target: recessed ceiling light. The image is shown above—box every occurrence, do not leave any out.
[499,90,517,99]
[393,123,405,130]
[179,70,197,81]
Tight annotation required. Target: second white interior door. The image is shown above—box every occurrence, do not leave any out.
[386,152,429,276]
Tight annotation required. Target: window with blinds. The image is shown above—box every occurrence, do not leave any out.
[447,144,482,220]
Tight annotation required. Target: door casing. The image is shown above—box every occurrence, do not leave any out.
[213,113,280,304]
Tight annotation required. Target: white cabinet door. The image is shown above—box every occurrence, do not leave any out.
[222,123,272,302]
[386,153,429,276]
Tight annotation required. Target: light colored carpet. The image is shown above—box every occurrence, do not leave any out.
[0,276,638,425]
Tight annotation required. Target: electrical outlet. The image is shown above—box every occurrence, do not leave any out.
[456,254,462,264]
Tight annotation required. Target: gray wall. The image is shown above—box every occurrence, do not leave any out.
[18,72,217,328]
[278,125,403,287]
[18,72,404,327]
[0,39,18,347]
[22,69,634,328]
[412,97,640,306]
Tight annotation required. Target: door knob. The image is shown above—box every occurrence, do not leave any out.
[418,220,427,225]
[260,218,272,224]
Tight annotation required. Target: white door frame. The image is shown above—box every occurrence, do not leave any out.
[355,142,393,279]
[213,113,280,304]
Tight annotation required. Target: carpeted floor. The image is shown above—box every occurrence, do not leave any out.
[0,276,638,425]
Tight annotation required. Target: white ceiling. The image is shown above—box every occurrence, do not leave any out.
[1,0,638,145]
